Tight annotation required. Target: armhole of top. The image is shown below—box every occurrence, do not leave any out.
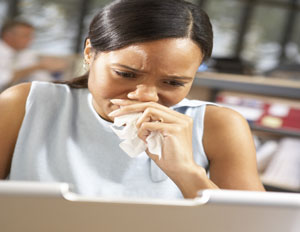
[199,104,209,168]
[24,81,36,111]
[199,103,221,171]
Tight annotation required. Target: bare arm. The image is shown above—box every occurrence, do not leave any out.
[0,83,31,178]
[203,105,265,191]
[10,65,42,84]
[5,56,69,87]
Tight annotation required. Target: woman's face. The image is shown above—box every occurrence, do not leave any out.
[87,38,203,122]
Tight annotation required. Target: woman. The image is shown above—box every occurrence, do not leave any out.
[0,0,264,199]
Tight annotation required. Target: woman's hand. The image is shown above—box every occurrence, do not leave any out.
[109,99,218,198]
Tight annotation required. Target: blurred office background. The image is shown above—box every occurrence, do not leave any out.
[1,0,300,76]
[1,0,300,192]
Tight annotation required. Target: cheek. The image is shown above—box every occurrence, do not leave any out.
[88,70,126,100]
[89,78,117,100]
[160,87,192,107]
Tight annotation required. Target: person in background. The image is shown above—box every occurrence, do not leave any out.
[0,0,265,199]
[0,20,68,91]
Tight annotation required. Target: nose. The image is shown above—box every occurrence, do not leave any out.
[127,84,159,102]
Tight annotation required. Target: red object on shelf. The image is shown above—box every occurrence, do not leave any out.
[255,105,300,132]
[216,95,300,133]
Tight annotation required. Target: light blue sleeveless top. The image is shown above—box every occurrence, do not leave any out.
[9,81,213,199]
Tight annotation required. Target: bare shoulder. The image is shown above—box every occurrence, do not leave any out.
[0,83,31,114]
[0,83,32,178]
[204,105,248,131]
[1,82,31,98]
[203,105,254,161]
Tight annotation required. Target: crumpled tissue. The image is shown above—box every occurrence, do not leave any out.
[111,113,163,159]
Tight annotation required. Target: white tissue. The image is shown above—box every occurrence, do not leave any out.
[111,113,163,159]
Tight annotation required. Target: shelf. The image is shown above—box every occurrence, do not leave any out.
[194,72,300,99]
[264,184,300,193]
[250,124,300,138]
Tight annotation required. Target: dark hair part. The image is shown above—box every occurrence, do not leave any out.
[66,0,213,88]
[0,20,34,38]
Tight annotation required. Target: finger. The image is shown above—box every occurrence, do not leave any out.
[110,100,185,119]
[137,126,151,142]
[111,100,162,114]
[136,107,188,128]
[110,99,140,106]
[109,100,152,117]
[137,121,179,140]
[137,121,160,141]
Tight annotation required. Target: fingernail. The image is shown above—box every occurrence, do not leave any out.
[108,109,120,117]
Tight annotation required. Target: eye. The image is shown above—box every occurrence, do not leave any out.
[114,70,136,78]
[163,80,185,87]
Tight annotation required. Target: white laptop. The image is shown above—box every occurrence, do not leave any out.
[0,180,299,232]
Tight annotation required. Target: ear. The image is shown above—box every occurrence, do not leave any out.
[84,38,94,65]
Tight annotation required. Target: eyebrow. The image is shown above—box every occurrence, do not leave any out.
[112,63,194,80]
[111,63,146,73]
[166,75,193,80]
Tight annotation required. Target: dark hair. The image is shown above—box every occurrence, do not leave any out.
[66,0,213,88]
[0,20,34,38]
